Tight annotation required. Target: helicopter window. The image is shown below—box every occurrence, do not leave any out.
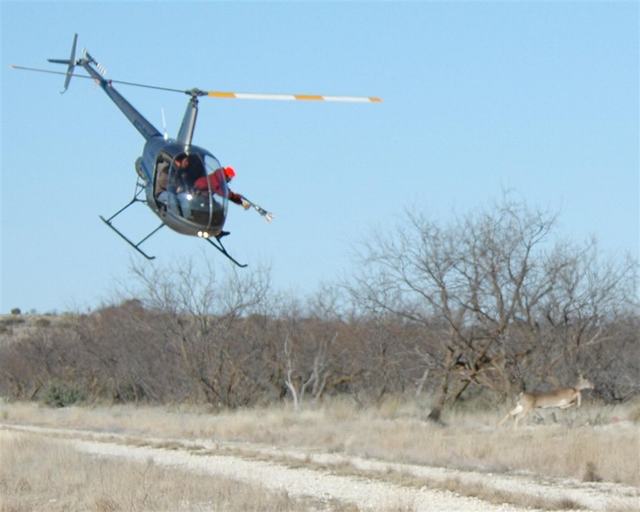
[188,155,229,231]
[160,154,219,232]
[154,157,171,203]
[185,154,206,183]
[203,156,226,194]
[165,154,206,192]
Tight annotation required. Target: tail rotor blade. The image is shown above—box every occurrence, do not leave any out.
[46,33,77,94]
[62,33,78,93]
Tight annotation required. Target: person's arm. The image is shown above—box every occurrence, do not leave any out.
[193,176,207,190]
[228,190,244,205]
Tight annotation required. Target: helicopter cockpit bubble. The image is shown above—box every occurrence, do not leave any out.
[160,152,228,234]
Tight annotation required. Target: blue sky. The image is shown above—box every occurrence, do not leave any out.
[1,1,638,313]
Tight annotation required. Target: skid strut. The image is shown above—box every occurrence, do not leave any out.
[100,179,162,260]
[205,236,248,268]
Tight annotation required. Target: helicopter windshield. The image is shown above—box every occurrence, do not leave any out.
[155,152,228,234]
[202,155,230,224]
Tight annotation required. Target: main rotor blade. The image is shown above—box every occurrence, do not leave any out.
[11,65,187,94]
[11,65,382,102]
[206,90,382,103]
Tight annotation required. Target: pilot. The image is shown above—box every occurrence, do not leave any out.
[194,166,250,209]
[173,154,192,192]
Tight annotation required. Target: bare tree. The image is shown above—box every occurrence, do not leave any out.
[351,196,636,420]
[126,258,272,407]
[0,215,635,408]
[283,331,335,410]
[278,292,341,410]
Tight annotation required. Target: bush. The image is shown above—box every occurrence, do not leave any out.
[34,318,51,328]
[42,382,86,408]
[0,316,25,327]
[628,403,640,424]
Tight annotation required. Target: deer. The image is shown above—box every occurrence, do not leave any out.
[499,375,594,427]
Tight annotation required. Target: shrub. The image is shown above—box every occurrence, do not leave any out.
[34,318,51,328]
[628,403,640,424]
[0,316,25,327]
[42,382,86,408]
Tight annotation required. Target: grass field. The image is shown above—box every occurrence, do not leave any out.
[2,396,639,489]
[0,429,325,512]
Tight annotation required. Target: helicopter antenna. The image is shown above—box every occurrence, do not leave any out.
[161,108,169,140]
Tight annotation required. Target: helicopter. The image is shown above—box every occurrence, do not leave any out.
[12,34,382,267]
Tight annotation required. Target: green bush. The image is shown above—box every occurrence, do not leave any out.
[42,382,86,408]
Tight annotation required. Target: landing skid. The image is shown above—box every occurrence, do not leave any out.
[101,179,247,267]
[100,179,163,260]
[205,236,248,268]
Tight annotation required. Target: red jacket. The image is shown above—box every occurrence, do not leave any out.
[194,173,243,205]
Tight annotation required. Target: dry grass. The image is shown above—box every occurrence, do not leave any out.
[272,454,585,511]
[2,396,639,489]
[0,431,308,512]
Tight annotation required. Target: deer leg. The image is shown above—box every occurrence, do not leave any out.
[512,405,526,428]
[498,410,512,426]
[499,403,522,426]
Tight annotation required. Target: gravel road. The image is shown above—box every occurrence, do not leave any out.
[2,424,637,512]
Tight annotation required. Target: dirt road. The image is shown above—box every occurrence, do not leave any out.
[2,423,637,511]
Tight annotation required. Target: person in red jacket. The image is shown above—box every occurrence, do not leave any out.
[194,166,250,209]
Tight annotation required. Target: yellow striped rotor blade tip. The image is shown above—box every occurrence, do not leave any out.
[208,91,236,98]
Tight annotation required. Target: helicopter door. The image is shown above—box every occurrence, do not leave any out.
[154,155,172,206]
[201,155,229,233]
[164,153,200,221]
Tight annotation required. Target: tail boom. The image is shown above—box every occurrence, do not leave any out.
[46,34,161,141]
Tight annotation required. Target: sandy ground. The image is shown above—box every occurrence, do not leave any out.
[2,423,638,512]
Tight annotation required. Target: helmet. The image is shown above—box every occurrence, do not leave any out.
[224,166,236,179]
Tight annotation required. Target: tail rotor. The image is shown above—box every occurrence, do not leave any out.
[47,33,78,94]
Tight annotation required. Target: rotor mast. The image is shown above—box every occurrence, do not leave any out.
[177,89,207,153]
